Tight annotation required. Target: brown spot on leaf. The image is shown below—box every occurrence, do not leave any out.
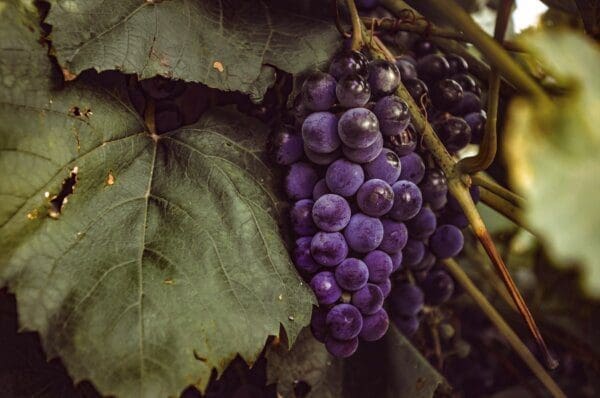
[62,67,77,81]
[213,61,224,72]
[48,166,78,219]
[163,277,174,285]
[415,377,426,391]
[106,171,115,186]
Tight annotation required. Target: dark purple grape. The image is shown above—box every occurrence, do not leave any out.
[271,127,303,165]
[389,282,424,316]
[335,258,369,291]
[311,231,349,266]
[326,159,365,197]
[293,237,320,274]
[155,102,182,133]
[352,283,384,315]
[401,239,425,268]
[378,219,408,254]
[395,58,417,80]
[451,91,482,116]
[421,269,455,305]
[304,146,341,165]
[404,78,429,103]
[451,73,481,96]
[406,207,437,239]
[416,54,450,82]
[393,314,419,336]
[310,271,342,305]
[326,303,363,340]
[342,133,383,163]
[338,108,380,149]
[430,79,464,111]
[377,278,392,297]
[325,336,359,358]
[310,306,328,342]
[301,71,337,111]
[344,213,384,253]
[430,224,464,259]
[446,54,469,75]
[312,194,351,232]
[336,73,371,108]
[433,116,471,152]
[420,169,448,211]
[285,162,318,200]
[302,111,340,153]
[386,127,418,156]
[390,251,403,272]
[399,152,425,184]
[359,308,389,341]
[312,178,331,201]
[356,179,394,217]
[329,50,369,80]
[440,208,469,229]
[390,180,423,221]
[368,59,401,97]
[412,250,436,273]
[464,111,487,144]
[290,199,316,236]
[373,95,410,136]
[364,148,402,184]
[356,0,379,9]
[413,39,437,57]
[140,76,185,99]
[364,250,393,283]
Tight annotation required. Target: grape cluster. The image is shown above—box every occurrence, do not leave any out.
[272,42,482,358]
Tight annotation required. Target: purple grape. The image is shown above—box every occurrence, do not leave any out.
[430,79,464,111]
[406,207,437,239]
[290,199,316,236]
[364,250,393,283]
[433,116,471,153]
[420,169,448,211]
[446,54,469,75]
[386,127,418,156]
[329,50,369,80]
[304,146,341,165]
[359,308,389,341]
[439,208,469,229]
[389,283,424,316]
[271,127,303,165]
[451,73,481,96]
[338,108,380,149]
[312,178,331,201]
[412,250,436,272]
[393,315,420,336]
[368,59,401,97]
[326,159,365,197]
[302,112,340,153]
[312,194,352,232]
[378,219,408,254]
[373,95,410,136]
[413,39,437,57]
[377,278,392,298]
[356,0,379,9]
[390,251,403,272]
[344,213,384,253]
[336,73,371,108]
[421,269,455,305]
[395,58,417,80]
[285,162,318,200]
[301,71,337,111]
[402,239,425,268]
[310,271,342,305]
[404,78,429,103]
[352,283,384,315]
[310,306,328,342]
[293,237,320,274]
[356,179,394,217]
[325,336,359,358]
[311,231,349,266]
[389,180,423,221]
[429,224,464,259]
[452,92,483,117]
[326,303,363,340]
[464,111,487,144]
[416,54,450,82]
[335,258,369,291]
[398,152,425,184]
[342,133,383,163]
[364,148,402,184]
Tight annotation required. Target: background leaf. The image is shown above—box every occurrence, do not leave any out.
[0,2,313,397]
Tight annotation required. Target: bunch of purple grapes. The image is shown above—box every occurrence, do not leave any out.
[271,41,481,358]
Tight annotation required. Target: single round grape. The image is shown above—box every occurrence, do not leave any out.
[402,239,425,268]
[312,178,331,201]
[420,169,448,211]
[446,54,469,75]
[335,258,369,291]
[270,127,303,165]
[326,303,363,340]
[301,71,337,111]
[451,73,481,96]
[336,73,371,108]
[311,231,349,266]
[451,91,482,116]
[411,250,436,272]
[390,251,403,272]
[399,152,425,184]
[344,213,384,253]
[416,54,450,82]
[393,314,420,337]
[430,79,464,110]
[368,59,401,97]
[364,250,393,283]
[310,306,328,342]
[356,179,394,217]
[406,207,437,239]
[433,116,472,153]
[377,278,392,298]
[404,78,429,102]
[378,219,408,254]
[338,108,380,149]
[312,194,352,232]
[326,159,365,197]
[395,58,417,80]
[285,162,318,200]
[359,308,389,341]
[342,133,383,164]
[389,180,423,221]
[389,282,424,316]
[302,112,340,154]
[325,335,359,358]
[364,148,402,184]
[373,95,410,136]
[386,127,418,156]
[464,111,487,144]
[293,237,320,274]
[304,145,341,166]
[290,199,316,236]
[429,224,464,259]
[413,39,437,57]
[421,269,455,305]
[310,271,342,305]
[351,283,384,315]
[329,50,369,80]
[439,208,469,229]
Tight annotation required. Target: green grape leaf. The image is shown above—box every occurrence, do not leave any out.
[0,2,314,397]
[45,0,339,99]
[505,31,600,298]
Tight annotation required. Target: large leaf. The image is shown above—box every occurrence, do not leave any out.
[0,2,314,397]
[505,31,600,298]
[45,0,339,99]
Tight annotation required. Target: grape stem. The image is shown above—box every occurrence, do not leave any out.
[479,187,530,231]
[144,97,156,137]
[331,0,351,39]
[472,172,525,208]
[443,258,566,398]
[345,0,363,51]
